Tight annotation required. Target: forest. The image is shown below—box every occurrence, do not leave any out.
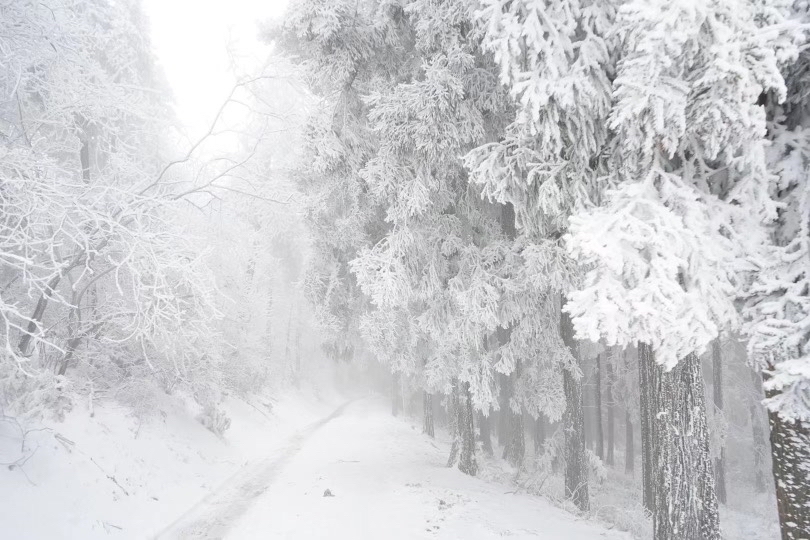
[1,0,809,539]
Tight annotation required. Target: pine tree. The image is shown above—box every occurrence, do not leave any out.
[278,0,516,477]
[465,0,617,510]
[564,1,791,537]
[743,7,810,534]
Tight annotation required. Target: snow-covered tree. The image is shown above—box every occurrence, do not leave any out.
[743,5,810,534]
[465,0,618,510]
[0,0,273,423]
[563,0,794,537]
[270,0,398,372]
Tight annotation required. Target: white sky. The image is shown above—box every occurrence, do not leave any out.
[143,0,290,137]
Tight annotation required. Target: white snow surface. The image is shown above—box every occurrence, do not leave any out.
[0,390,631,540]
[0,386,341,539]
[225,398,630,540]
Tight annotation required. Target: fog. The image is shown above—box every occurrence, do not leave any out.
[0,1,808,539]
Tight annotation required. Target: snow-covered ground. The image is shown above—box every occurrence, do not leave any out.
[225,398,630,540]
[1,391,631,540]
[0,386,343,539]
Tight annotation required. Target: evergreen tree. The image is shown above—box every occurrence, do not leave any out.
[744,6,810,535]
[565,0,792,537]
[466,0,618,510]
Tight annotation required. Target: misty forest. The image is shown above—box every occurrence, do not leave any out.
[1,0,810,539]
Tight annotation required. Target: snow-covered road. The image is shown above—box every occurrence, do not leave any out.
[154,401,356,539]
[162,398,630,540]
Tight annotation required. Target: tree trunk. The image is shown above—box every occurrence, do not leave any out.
[638,342,656,514]
[18,273,64,355]
[479,411,493,456]
[503,365,525,468]
[423,391,434,438]
[595,353,605,461]
[534,414,546,455]
[649,350,720,540]
[497,373,510,447]
[505,407,525,467]
[606,359,615,467]
[447,384,460,467]
[560,307,589,512]
[458,381,478,476]
[711,339,727,505]
[750,369,769,493]
[625,409,634,474]
[766,388,810,540]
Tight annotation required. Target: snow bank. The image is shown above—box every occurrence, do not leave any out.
[0,386,343,539]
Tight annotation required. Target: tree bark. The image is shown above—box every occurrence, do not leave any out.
[457,381,478,476]
[750,369,769,493]
[638,342,656,514]
[534,414,546,455]
[503,364,525,468]
[479,411,493,456]
[497,375,510,447]
[649,351,720,540]
[606,359,615,467]
[711,339,727,505]
[505,406,525,467]
[560,307,589,512]
[766,388,810,540]
[447,383,460,467]
[595,353,605,461]
[423,391,434,438]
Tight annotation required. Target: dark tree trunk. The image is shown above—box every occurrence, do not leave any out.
[423,391,434,438]
[560,307,589,512]
[625,409,634,474]
[595,353,605,461]
[457,381,478,476]
[505,406,525,467]
[750,369,769,493]
[392,372,401,417]
[498,373,510,447]
[711,339,726,505]
[534,414,546,455]
[606,359,615,466]
[638,342,656,514]
[447,384,460,467]
[648,350,720,540]
[503,365,525,468]
[495,201,517,454]
[479,411,493,456]
[766,388,810,540]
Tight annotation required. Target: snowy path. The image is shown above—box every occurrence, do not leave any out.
[189,398,630,540]
[154,401,355,539]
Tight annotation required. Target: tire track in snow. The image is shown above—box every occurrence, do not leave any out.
[152,400,356,540]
